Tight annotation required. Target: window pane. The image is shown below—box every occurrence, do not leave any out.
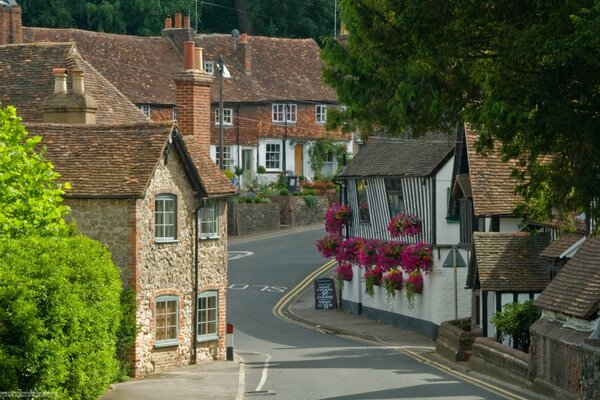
[357,179,371,223]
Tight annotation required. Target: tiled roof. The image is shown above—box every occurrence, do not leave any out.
[465,128,522,216]
[473,232,550,292]
[535,238,600,319]
[26,122,175,198]
[540,233,586,259]
[456,174,472,198]
[196,34,337,103]
[23,27,181,105]
[340,135,454,178]
[0,43,147,124]
[182,136,236,197]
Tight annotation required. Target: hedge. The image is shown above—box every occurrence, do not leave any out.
[0,236,122,399]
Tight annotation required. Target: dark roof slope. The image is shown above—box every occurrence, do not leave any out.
[182,137,236,197]
[23,27,181,106]
[340,135,454,178]
[540,233,586,259]
[196,34,337,103]
[466,128,522,216]
[27,122,174,198]
[535,238,600,319]
[0,42,147,123]
[473,232,550,292]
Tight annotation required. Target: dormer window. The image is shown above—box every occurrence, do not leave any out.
[204,61,214,75]
[272,104,296,123]
[139,105,150,118]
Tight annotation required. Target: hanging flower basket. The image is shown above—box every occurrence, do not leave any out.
[315,234,342,258]
[383,268,403,298]
[387,213,422,237]
[400,243,433,274]
[358,239,383,268]
[376,241,405,271]
[325,203,352,236]
[335,237,363,264]
[364,267,383,296]
[335,262,353,288]
[405,271,424,304]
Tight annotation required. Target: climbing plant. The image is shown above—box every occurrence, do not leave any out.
[308,138,348,180]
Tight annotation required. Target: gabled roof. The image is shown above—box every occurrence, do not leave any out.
[339,135,454,178]
[465,128,522,216]
[535,237,600,319]
[0,42,147,124]
[23,27,182,106]
[540,233,587,259]
[196,34,337,103]
[473,232,550,292]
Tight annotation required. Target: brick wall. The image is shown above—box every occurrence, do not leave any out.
[0,4,22,45]
[150,106,175,122]
[175,70,213,154]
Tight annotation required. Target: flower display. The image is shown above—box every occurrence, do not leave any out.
[387,213,422,237]
[335,237,363,264]
[358,239,383,268]
[325,203,352,236]
[364,267,383,296]
[400,243,433,274]
[405,271,424,303]
[315,234,342,258]
[335,262,353,286]
[383,268,403,298]
[376,241,405,271]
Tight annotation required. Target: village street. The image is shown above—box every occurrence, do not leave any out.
[227,226,523,400]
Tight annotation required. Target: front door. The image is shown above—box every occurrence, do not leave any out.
[242,149,253,184]
[294,144,304,177]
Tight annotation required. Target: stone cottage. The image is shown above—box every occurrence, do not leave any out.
[0,34,235,375]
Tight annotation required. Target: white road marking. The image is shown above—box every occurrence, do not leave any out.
[229,284,287,292]
[228,251,254,260]
[237,350,272,393]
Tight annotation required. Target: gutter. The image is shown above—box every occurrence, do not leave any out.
[192,201,204,363]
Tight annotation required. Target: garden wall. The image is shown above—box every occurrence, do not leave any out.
[468,337,530,384]
[435,317,481,362]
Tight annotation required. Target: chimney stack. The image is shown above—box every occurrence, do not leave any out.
[0,1,22,45]
[174,42,213,154]
[164,16,172,29]
[174,13,182,28]
[161,12,195,57]
[237,33,251,75]
[44,68,97,124]
[183,15,190,29]
[195,47,203,72]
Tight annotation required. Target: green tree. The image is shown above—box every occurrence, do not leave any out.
[322,1,600,230]
[0,105,70,238]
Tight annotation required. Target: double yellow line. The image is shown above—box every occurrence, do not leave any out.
[272,259,336,330]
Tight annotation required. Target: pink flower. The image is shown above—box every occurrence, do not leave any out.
[325,203,352,237]
[376,241,405,271]
[336,237,363,264]
[335,262,353,282]
[406,271,424,294]
[358,239,383,268]
[315,235,342,258]
[383,268,403,292]
[400,243,433,274]
[388,213,422,237]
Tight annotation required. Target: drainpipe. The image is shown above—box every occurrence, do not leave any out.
[192,201,204,363]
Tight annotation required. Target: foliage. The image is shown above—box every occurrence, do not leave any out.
[278,188,290,196]
[305,189,317,196]
[324,203,352,236]
[303,195,318,209]
[322,0,600,230]
[401,243,433,274]
[335,262,353,288]
[335,237,363,265]
[405,271,424,304]
[114,288,137,382]
[357,239,382,268]
[0,105,70,238]
[492,300,541,352]
[376,241,404,271]
[257,165,267,175]
[364,267,383,296]
[383,268,403,299]
[0,236,122,398]
[316,234,341,258]
[388,213,422,237]
[234,166,244,176]
[223,169,235,180]
[308,138,348,180]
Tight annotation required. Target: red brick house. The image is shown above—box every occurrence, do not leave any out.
[21,12,351,184]
[0,6,235,377]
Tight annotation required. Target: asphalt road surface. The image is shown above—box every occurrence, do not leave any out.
[227,226,518,400]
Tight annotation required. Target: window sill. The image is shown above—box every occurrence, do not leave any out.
[155,239,179,244]
[214,123,234,127]
[446,216,460,223]
[197,335,219,343]
[154,340,179,349]
[199,235,220,241]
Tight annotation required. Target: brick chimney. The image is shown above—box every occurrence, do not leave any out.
[43,68,98,124]
[237,33,251,75]
[161,13,195,56]
[0,0,23,45]
[174,41,213,154]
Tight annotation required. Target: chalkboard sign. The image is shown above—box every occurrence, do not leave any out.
[314,278,337,310]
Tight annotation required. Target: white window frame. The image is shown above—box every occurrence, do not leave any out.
[155,295,179,347]
[199,199,219,239]
[139,105,150,118]
[172,106,177,121]
[204,60,214,75]
[155,194,177,242]
[215,108,233,126]
[272,103,297,123]
[316,105,327,124]
[322,151,334,175]
[216,145,233,171]
[197,291,219,342]
[265,141,281,170]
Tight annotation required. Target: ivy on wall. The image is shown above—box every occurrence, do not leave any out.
[308,138,348,180]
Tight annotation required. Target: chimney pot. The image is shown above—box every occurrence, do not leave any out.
[165,17,172,29]
[239,33,248,44]
[52,68,67,94]
[71,68,84,94]
[183,41,195,70]
[195,47,203,71]
[174,13,182,28]
[183,15,190,29]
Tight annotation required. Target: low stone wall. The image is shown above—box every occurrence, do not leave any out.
[469,337,530,384]
[435,317,481,362]
[227,202,280,236]
[269,196,328,226]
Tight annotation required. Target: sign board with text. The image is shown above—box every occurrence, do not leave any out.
[314,278,337,310]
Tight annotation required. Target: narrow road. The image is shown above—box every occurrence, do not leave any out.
[227,226,519,399]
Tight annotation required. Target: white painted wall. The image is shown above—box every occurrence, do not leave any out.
[435,156,459,245]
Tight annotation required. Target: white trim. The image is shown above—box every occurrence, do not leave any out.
[215,108,233,126]
[559,236,587,259]
[316,104,327,124]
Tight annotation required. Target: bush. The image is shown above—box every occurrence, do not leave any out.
[223,169,235,180]
[279,188,290,196]
[114,288,137,382]
[304,195,319,208]
[306,189,316,196]
[0,236,122,398]
[492,300,541,352]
